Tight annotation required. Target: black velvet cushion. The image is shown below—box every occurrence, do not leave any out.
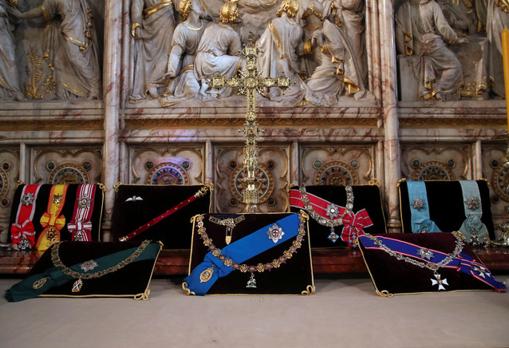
[290,185,387,248]
[110,184,211,248]
[398,180,495,239]
[30,240,162,298]
[9,184,105,244]
[189,213,314,294]
[359,233,493,295]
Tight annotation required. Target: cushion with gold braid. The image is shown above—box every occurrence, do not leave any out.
[186,213,314,294]
[110,184,211,248]
[398,180,495,239]
[25,240,163,299]
[289,185,387,247]
[8,184,105,246]
[358,233,500,295]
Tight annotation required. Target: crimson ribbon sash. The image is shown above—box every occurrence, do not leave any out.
[10,184,42,250]
[68,184,97,242]
[289,189,373,245]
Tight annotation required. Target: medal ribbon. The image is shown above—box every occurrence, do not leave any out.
[10,184,42,250]
[185,214,300,296]
[289,188,372,245]
[407,181,441,233]
[458,181,489,243]
[68,184,96,241]
[358,234,506,292]
[36,184,68,252]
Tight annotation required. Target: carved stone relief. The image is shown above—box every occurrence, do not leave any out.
[401,144,473,180]
[482,144,509,229]
[395,0,500,101]
[300,144,375,185]
[128,144,205,184]
[1,0,104,101]
[29,146,102,184]
[214,144,289,213]
[128,0,372,107]
[0,148,19,242]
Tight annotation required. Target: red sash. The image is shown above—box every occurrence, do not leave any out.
[289,188,373,246]
[68,184,96,241]
[10,184,42,250]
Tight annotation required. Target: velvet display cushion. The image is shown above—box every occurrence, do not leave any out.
[186,212,315,295]
[8,183,105,245]
[289,185,387,247]
[358,232,499,295]
[4,240,163,301]
[398,180,495,239]
[110,184,211,248]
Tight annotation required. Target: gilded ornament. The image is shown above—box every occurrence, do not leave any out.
[199,267,214,283]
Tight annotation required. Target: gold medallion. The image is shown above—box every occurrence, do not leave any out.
[32,277,48,290]
[199,267,214,283]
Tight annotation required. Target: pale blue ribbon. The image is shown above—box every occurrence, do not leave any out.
[459,181,489,243]
[407,181,441,233]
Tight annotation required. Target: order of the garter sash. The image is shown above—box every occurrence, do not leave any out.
[10,184,42,250]
[185,214,300,296]
[459,181,489,244]
[36,184,68,252]
[289,188,373,245]
[68,184,96,242]
[407,181,441,233]
[358,234,506,292]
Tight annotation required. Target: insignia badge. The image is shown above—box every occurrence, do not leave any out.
[78,197,91,209]
[326,204,340,219]
[125,196,143,202]
[412,198,425,210]
[199,267,214,283]
[21,193,35,206]
[267,223,285,244]
[465,196,480,211]
[72,278,83,293]
[431,273,449,291]
[53,194,63,205]
[32,277,48,290]
[80,260,98,272]
[473,266,490,279]
[328,230,339,243]
[246,272,257,289]
[419,248,434,260]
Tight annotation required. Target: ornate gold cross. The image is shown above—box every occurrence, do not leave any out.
[210,47,289,212]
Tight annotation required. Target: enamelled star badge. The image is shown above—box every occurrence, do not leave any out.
[267,224,284,243]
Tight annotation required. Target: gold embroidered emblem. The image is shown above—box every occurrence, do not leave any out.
[199,267,214,283]
[32,277,48,290]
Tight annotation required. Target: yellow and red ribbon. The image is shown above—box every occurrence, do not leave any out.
[36,184,68,251]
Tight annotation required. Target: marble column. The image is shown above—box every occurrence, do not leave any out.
[379,0,401,232]
[474,140,483,179]
[102,0,123,240]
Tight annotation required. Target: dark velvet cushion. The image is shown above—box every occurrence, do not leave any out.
[359,233,492,295]
[9,184,105,244]
[30,240,162,298]
[110,184,211,248]
[398,180,495,239]
[290,185,387,248]
[189,213,314,294]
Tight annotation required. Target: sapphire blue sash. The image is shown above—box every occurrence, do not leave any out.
[459,181,489,244]
[359,234,506,292]
[407,181,441,233]
[185,214,300,296]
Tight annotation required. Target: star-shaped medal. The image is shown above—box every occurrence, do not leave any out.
[431,273,449,291]
[419,248,434,260]
[267,224,285,244]
[326,204,340,219]
[412,198,425,210]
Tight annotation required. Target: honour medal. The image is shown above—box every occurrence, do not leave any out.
[246,272,257,289]
[72,278,83,293]
[328,227,339,243]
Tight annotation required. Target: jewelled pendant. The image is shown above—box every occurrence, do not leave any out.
[72,278,83,293]
[246,272,257,289]
[328,228,339,243]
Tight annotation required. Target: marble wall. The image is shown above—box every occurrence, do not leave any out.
[0,0,507,241]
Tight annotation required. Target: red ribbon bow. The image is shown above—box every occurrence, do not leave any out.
[10,221,36,249]
[341,209,373,246]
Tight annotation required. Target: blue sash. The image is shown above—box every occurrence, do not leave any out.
[185,214,300,295]
[459,181,489,244]
[407,181,441,233]
[359,234,506,292]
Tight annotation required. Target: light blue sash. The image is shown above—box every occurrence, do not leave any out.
[459,181,489,244]
[407,181,441,233]
[185,214,300,295]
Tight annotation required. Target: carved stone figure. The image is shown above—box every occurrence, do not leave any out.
[486,0,509,97]
[256,0,305,103]
[162,0,206,101]
[13,0,101,100]
[396,0,467,100]
[300,0,327,78]
[130,0,175,101]
[194,0,242,97]
[0,0,23,101]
